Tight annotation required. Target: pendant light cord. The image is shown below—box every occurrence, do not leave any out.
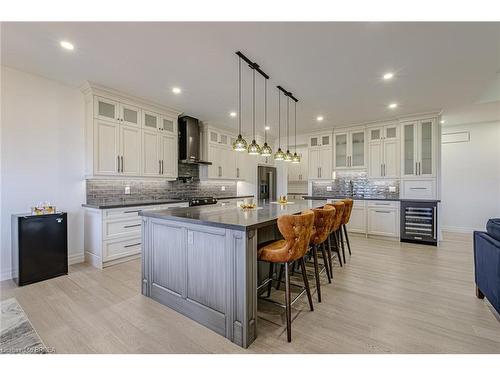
[287,97,290,150]
[294,101,297,152]
[238,57,242,135]
[264,79,267,143]
[278,90,281,148]
[252,68,255,139]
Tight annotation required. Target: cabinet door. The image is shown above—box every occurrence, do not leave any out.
[368,141,383,178]
[95,119,119,175]
[143,111,160,131]
[298,148,308,181]
[287,159,300,181]
[350,131,365,167]
[347,205,366,234]
[309,136,320,148]
[418,120,434,177]
[383,138,399,178]
[120,104,141,127]
[222,148,237,179]
[95,97,119,122]
[402,122,417,177]
[308,149,320,179]
[321,134,331,147]
[142,129,160,176]
[160,116,175,133]
[334,133,348,168]
[367,207,398,237]
[160,133,177,178]
[319,148,332,180]
[120,125,141,176]
[384,126,398,140]
[207,144,220,178]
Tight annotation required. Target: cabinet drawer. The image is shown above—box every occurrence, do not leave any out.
[366,200,399,208]
[402,179,436,199]
[104,207,143,219]
[367,207,399,237]
[103,236,141,262]
[104,217,142,239]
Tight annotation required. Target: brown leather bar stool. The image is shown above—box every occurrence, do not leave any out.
[325,201,345,272]
[257,210,315,342]
[339,198,354,261]
[309,205,335,303]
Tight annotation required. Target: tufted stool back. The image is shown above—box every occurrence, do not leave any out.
[340,198,354,225]
[310,206,336,245]
[277,210,315,262]
[325,201,345,232]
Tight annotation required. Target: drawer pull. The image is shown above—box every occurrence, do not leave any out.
[124,224,141,228]
[409,187,427,190]
[124,242,141,248]
[375,210,391,213]
[374,203,391,205]
[124,210,141,213]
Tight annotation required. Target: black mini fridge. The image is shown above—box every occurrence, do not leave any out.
[11,212,68,286]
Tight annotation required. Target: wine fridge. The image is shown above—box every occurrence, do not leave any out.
[400,201,438,246]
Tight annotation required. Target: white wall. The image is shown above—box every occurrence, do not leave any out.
[1,66,86,280]
[441,120,500,232]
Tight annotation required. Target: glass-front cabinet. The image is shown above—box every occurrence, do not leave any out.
[401,119,435,177]
[334,128,365,169]
[368,124,399,178]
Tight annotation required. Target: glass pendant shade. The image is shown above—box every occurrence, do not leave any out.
[261,142,272,156]
[248,139,261,155]
[233,134,248,152]
[292,152,300,163]
[274,147,285,160]
[284,150,293,162]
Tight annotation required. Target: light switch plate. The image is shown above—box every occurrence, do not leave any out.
[326,186,332,191]
[124,186,131,195]
[389,186,396,193]
[221,186,226,191]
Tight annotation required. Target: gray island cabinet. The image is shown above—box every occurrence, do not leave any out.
[139,199,326,348]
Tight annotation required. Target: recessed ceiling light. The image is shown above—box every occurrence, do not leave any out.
[316,116,324,121]
[265,126,270,131]
[388,103,398,109]
[440,120,445,124]
[383,72,394,80]
[172,87,181,94]
[229,112,237,118]
[60,41,74,50]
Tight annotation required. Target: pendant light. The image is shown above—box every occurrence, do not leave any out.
[261,79,273,156]
[247,67,261,155]
[233,56,247,152]
[292,100,300,163]
[274,89,285,160]
[284,96,293,162]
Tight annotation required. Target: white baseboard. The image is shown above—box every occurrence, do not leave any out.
[442,226,482,234]
[1,268,12,282]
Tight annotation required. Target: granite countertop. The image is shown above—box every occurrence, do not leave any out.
[139,199,327,231]
[302,195,440,203]
[81,195,255,209]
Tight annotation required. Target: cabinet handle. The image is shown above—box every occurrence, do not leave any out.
[418,162,421,175]
[237,168,240,178]
[124,242,141,248]
[159,160,161,174]
[124,210,141,214]
[375,210,391,213]
[415,162,418,175]
[161,160,164,174]
[117,156,120,173]
[124,224,141,228]
[410,187,426,190]
[121,156,124,172]
[433,207,437,240]
[381,164,383,176]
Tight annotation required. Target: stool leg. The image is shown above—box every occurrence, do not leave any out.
[267,263,274,297]
[333,231,343,267]
[343,224,352,255]
[276,264,284,290]
[321,242,332,284]
[339,229,346,265]
[312,244,322,302]
[326,235,334,276]
[284,262,292,342]
[299,257,314,311]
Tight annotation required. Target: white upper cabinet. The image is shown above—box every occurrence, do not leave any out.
[83,83,181,179]
[334,128,366,170]
[309,134,331,148]
[288,146,308,182]
[308,133,333,180]
[368,124,399,178]
[401,118,436,178]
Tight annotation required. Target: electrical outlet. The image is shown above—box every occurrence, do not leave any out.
[221,186,226,191]
[124,186,131,195]
[326,186,332,191]
[388,186,396,193]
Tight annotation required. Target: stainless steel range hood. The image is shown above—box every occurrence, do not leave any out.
[178,115,212,165]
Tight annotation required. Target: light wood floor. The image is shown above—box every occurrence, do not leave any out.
[1,232,499,353]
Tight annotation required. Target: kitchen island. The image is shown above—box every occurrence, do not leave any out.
[139,199,326,348]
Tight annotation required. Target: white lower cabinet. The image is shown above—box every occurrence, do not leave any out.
[401,178,436,199]
[347,201,366,233]
[84,202,188,268]
[366,201,400,237]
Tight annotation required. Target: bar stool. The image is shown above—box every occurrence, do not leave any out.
[257,210,315,342]
[325,201,345,272]
[309,205,336,303]
[339,198,354,260]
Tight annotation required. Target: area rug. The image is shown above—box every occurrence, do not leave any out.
[0,297,49,354]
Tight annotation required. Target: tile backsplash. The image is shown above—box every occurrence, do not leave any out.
[86,178,237,204]
[311,171,399,199]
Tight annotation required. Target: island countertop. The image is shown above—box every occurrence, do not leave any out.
[139,199,327,231]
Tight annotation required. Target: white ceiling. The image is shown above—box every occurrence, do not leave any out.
[2,22,500,135]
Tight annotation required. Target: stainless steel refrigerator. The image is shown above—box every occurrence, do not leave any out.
[258,166,277,201]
